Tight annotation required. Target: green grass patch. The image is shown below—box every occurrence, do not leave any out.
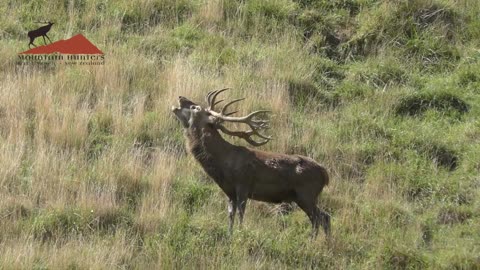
[395,91,469,117]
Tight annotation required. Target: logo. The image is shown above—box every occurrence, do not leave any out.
[17,21,105,66]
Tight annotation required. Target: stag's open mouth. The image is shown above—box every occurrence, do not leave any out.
[172,96,197,112]
[171,97,182,112]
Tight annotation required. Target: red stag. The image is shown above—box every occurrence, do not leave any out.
[28,21,54,48]
[171,89,331,238]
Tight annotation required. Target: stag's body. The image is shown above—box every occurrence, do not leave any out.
[28,22,54,48]
[172,90,331,238]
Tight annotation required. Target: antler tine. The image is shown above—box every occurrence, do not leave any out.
[221,98,245,114]
[244,137,270,147]
[205,89,272,146]
[206,90,218,106]
[251,129,272,140]
[217,125,270,146]
[210,88,229,110]
[245,110,271,121]
[224,111,238,116]
[213,99,224,107]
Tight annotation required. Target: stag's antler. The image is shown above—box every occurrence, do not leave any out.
[205,89,272,146]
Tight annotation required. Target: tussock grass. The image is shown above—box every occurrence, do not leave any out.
[0,0,479,268]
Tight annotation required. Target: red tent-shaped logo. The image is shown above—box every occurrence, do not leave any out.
[20,34,103,54]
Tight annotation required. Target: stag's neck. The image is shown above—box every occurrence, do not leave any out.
[185,125,235,180]
[186,125,233,159]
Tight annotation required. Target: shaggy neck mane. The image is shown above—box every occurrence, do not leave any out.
[185,125,232,181]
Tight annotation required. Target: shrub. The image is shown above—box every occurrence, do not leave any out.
[437,206,473,225]
[287,79,319,107]
[87,112,114,158]
[134,112,162,148]
[409,140,459,171]
[245,0,298,21]
[379,245,428,270]
[312,57,345,88]
[395,91,469,117]
[141,23,206,58]
[31,207,133,241]
[172,180,215,214]
[457,65,480,86]
[348,0,461,59]
[445,254,480,270]
[115,170,148,208]
[121,0,195,31]
[349,58,408,88]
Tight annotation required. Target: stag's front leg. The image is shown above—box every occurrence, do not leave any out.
[227,197,237,234]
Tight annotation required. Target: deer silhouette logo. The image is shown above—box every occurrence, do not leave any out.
[28,21,54,48]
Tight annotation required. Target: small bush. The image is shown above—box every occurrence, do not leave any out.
[142,23,206,58]
[312,58,345,88]
[445,254,480,270]
[380,245,428,270]
[245,0,298,21]
[404,35,460,70]
[87,112,114,158]
[121,0,195,31]
[334,80,374,102]
[150,0,195,27]
[193,34,237,67]
[0,201,32,220]
[90,207,134,231]
[32,208,87,241]
[134,112,162,148]
[31,207,133,241]
[287,79,319,107]
[457,66,480,86]
[348,0,461,59]
[299,0,362,14]
[395,91,469,117]
[350,58,408,88]
[420,221,436,246]
[172,180,214,214]
[410,140,459,171]
[115,170,148,208]
[437,207,473,225]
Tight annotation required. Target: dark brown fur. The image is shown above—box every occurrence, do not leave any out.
[172,95,331,237]
[184,121,330,237]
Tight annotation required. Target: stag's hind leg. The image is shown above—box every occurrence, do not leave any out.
[315,207,331,237]
[295,197,319,238]
[295,196,331,239]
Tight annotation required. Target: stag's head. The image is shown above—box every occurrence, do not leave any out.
[35,21,54,26]
[171,89,272,146]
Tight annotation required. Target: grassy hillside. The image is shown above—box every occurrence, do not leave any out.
[1,0,479,268]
